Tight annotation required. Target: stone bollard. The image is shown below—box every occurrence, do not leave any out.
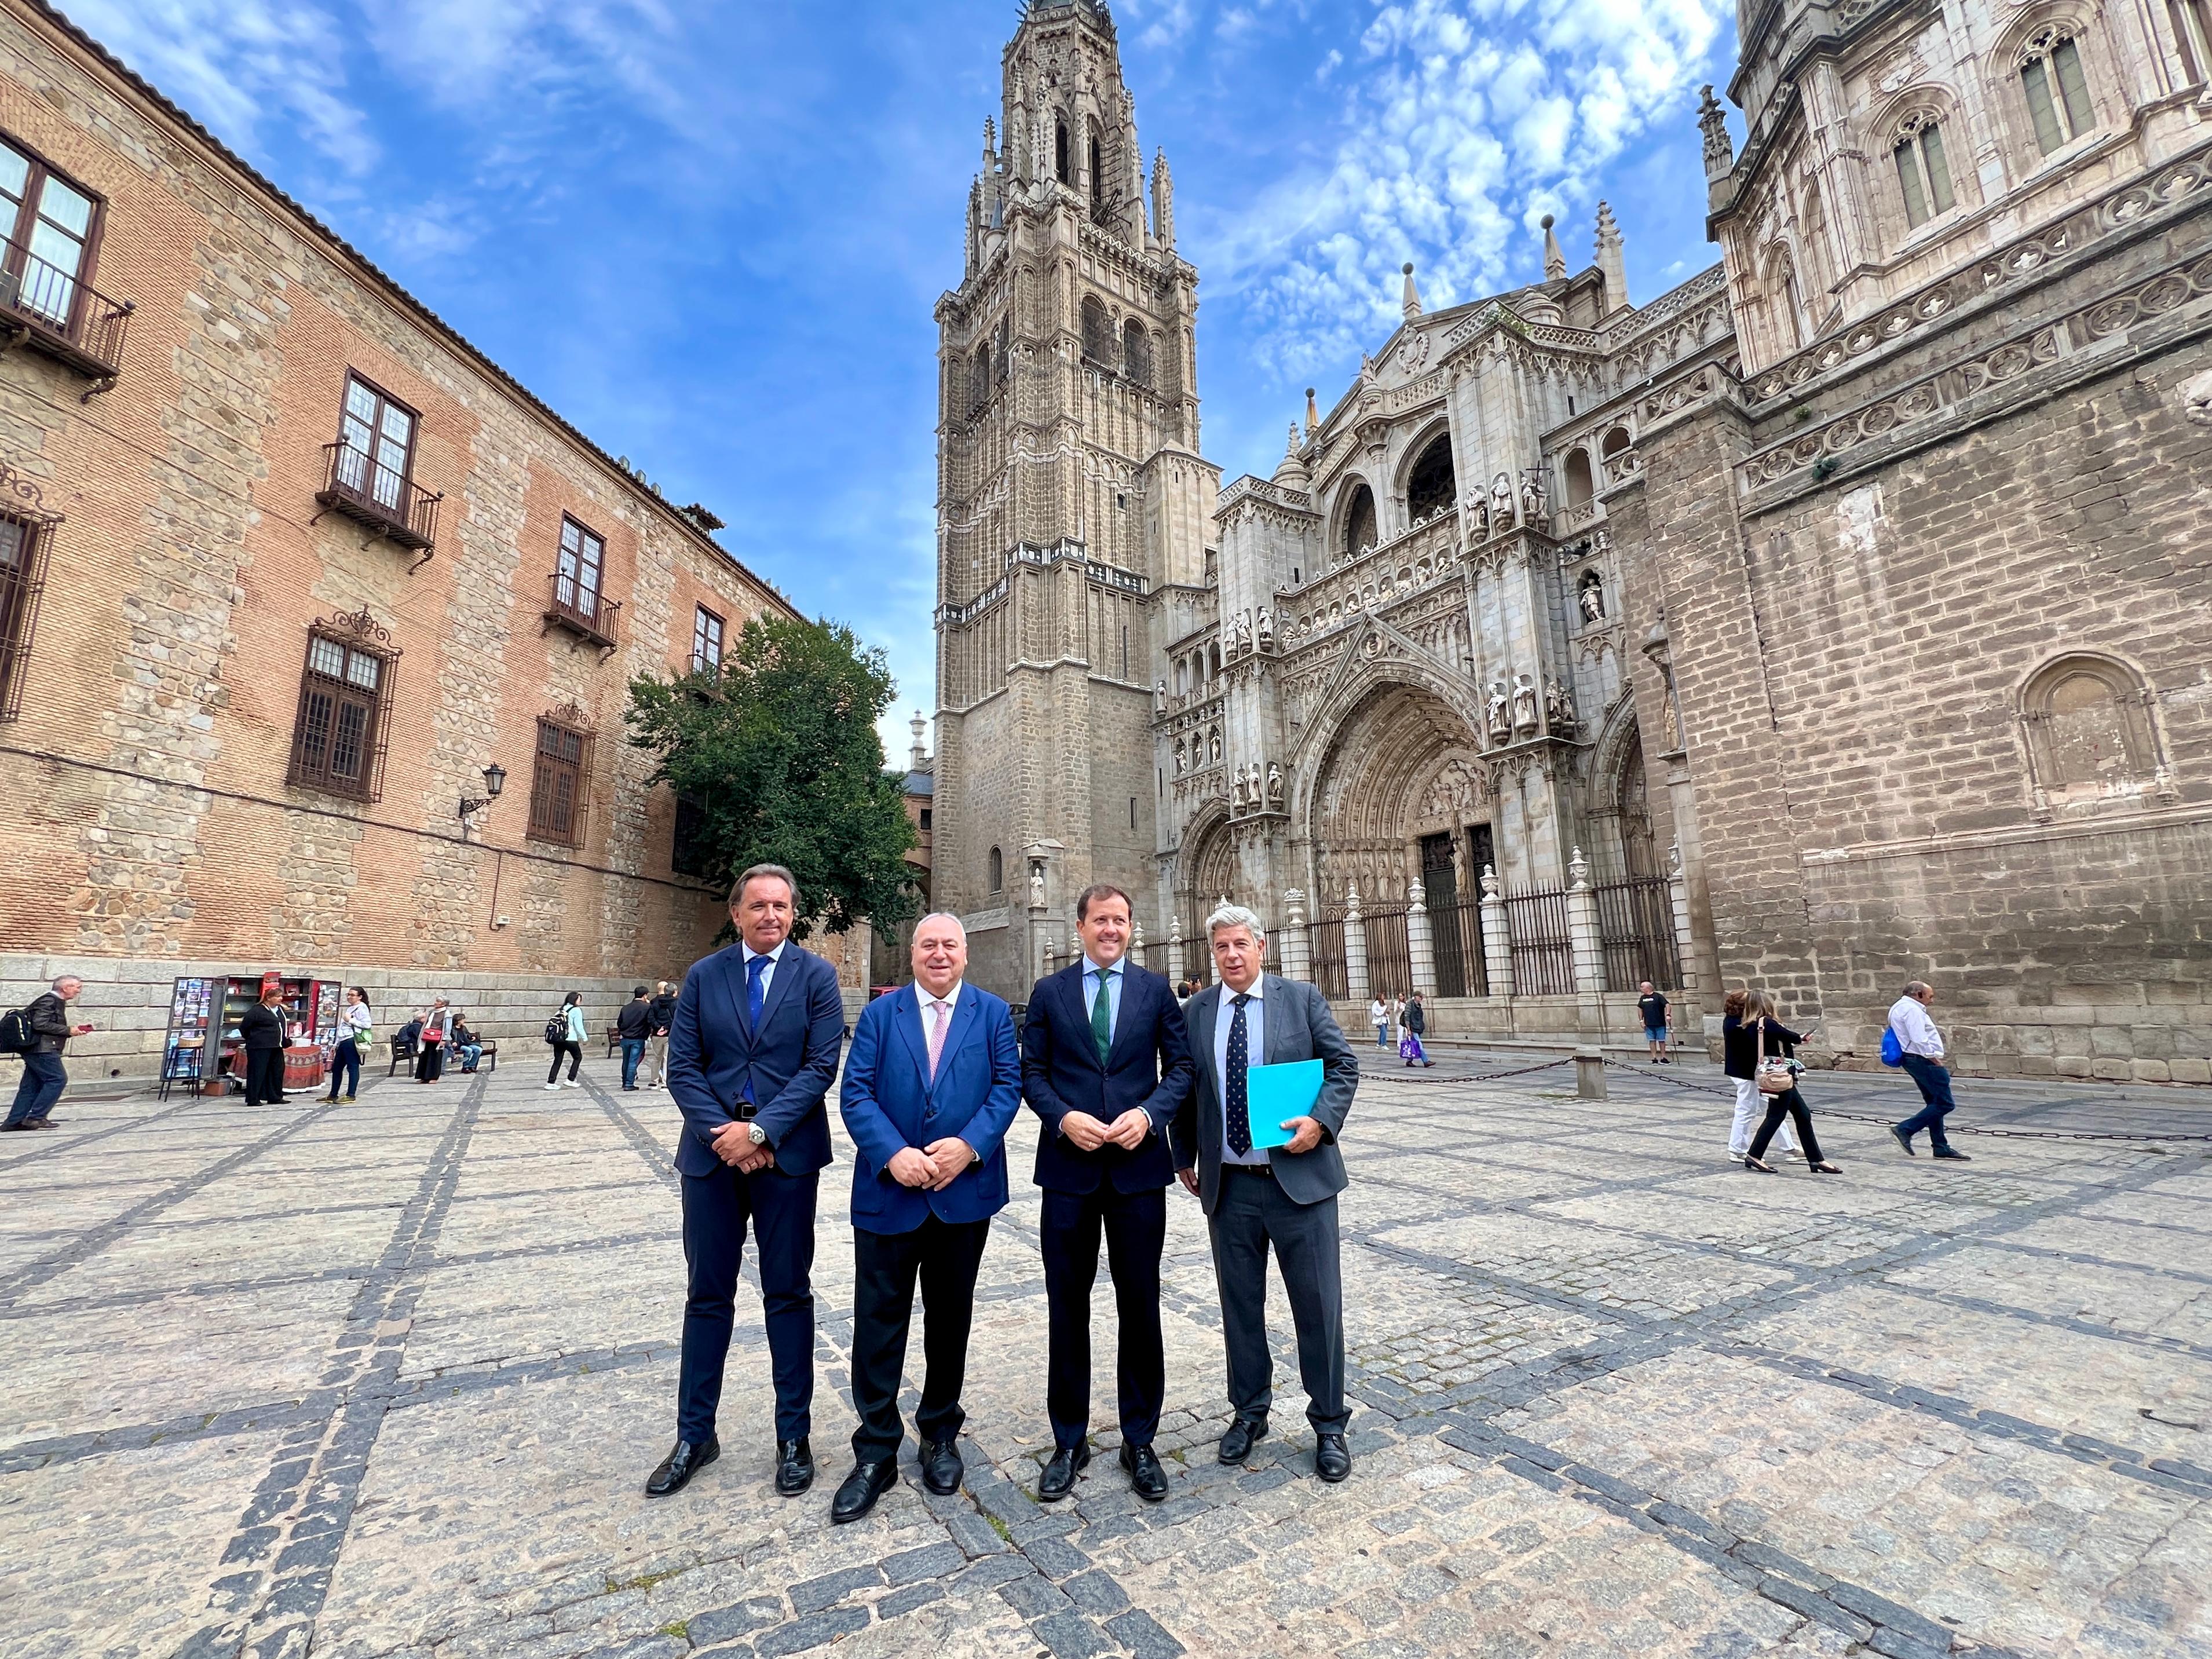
[1168,916,1186,988]
[1279,889,1311,983]
[1575,1047,1607,1099]
[1406,878,1438,998]
[1479,864,1512,1000]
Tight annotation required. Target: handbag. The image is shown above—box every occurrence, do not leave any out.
[1754,1021,1796,1096]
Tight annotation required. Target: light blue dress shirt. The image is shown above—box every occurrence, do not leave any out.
[1213,978,1270,1167]
[742,940,786,1007]
[1081,955,1124,1040]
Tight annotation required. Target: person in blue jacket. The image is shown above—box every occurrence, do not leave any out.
[828,912,1022,1522]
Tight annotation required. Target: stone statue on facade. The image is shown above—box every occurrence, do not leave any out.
[1512,673,1540,732]
[1520,471,1547,524]
[1578,572,1606,623]
[1233,609,1254,654]
[1173,737,1186,775]
[1154,678,1167,713]
[1209,727,1223,763]
[1486,679,1512,744]
[1231,766,1249,810]
[1266,763,1284,808]
[1256,605,1274,651]
[1466,492,1490,540]
[1490,473,1515,527]
[1545,677,1579,733]
[1030,867,1047,909]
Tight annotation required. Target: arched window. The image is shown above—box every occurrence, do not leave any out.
[2020,653,2166,807]
[1080,295,1112,365]
[2020,28,2095,154]
[1406,433,1456,521]
[1893,112,1955,228]
[970,345,991,413]
[1764,247,1803,352]
[1563,448,1595,507]
[1600,427,1632,461]
[1341,482,1377,561]
[1055,119,1070,184]
[988,845,1004,894]
[1089,129,1104,207]
[2172,0,2212,84]
[1123,319,1152,387]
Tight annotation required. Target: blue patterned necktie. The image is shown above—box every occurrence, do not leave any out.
[741,953,769,1107]
[1226,993,1252,1157]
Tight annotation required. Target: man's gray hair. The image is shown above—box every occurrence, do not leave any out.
[913,911,967,938]
[52,974,82,992]
[730,863,800,909]
[1206,902,1267,943]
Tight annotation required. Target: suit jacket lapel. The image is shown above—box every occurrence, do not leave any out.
[1188,986,1218,1101]
[1062,965,1102,1073]
[1105,966,1146,1069]
[891,984,928,1090]
[935,991,982,1098]
[756,944,799,1038]
[1262,975,1294,1065]
[722,949,752,1042]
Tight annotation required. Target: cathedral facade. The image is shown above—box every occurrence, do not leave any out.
[934,0,2212,1081]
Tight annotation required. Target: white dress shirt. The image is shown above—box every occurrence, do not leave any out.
[1213,977,1271,1168]
[915,980,963,1059]
[1887,996,1945,1060]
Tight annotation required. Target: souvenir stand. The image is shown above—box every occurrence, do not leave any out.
[157,973,343,1097]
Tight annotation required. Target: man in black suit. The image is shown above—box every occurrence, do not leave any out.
[1173,904,1361,1482]
[1021,883,1194,1502]
[647,863,848,1501]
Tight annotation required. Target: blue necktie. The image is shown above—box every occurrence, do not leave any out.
[1226,993,1252,1157]
[742,953,769,1106]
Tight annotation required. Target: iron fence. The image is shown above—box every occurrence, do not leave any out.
[1362,907,1412,999]
[1308,916,1347,1000]
[1428,897,1490,999]
[1139,941,1169,976]
[1594,876,1680,991]
[1505,887,1575,996]
[1,231,133,377]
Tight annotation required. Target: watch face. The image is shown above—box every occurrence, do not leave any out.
[748,1123,767,1145]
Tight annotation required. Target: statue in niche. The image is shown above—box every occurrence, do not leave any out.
[1266,763,1285,808]
[1546,677,1579,733]
[1154,678,1167,713]
[1256,606,1274,651]
[1578,571,1606,623]
[1233,609,1253,653]
[1486,679,1512,744]
[1512,673,1540,731]
[1209,727,1223,763]
[1521,471,1547,523]
[1030,867,1047,909]
[1232,766,1250,810]
[1466,492,1490,540]
[1173,737,1187,776]
[1490,473,1515,527]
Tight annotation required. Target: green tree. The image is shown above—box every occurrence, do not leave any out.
[626,614,919,941]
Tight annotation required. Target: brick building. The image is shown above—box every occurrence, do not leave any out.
[0,0,868,1080]
[935,0,2210,1079]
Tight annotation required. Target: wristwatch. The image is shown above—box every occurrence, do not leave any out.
[747,1123,768,1146]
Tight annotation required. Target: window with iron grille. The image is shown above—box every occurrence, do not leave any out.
[287,616,397,801]
[0,506,56,722]
[528,710,593,847]
[692,605,725,673]
[334,373,418,516]
[0,135,103,331]
[671,792,710,878]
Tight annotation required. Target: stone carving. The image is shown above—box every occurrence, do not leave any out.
[1173,737,1187,775]
[1545,677,1578,733]
[1486,679,1512,744]
[1512,674,1540,732]
[1466,491,1490,540]
[2186,368,2212,426]
[1490,473,1514,527]
[1209,726,1223,763]
[1578,570,1606,622]
[1232,609,1254,653]
[1568,845,1590,889]
[1520,471,1547,524]
[1247,762,1263,808]
[1266,763,1284,808]
[1232,766,1251,809]
[1698,85,1734,181]
[1030,867,1047,908]
[1154,678,1167,713]
[1480,863,1501,901]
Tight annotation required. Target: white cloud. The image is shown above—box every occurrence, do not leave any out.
[1198,0,1729,379]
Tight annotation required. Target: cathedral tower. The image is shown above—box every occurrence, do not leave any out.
[933,0,1219,996]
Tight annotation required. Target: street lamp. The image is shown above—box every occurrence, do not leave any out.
[459,762,506,831]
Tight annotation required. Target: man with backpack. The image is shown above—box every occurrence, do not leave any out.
[3,975,93,1131]
[1886,981,1970,1162]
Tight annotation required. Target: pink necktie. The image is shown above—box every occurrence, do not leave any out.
[927,999,949,1082]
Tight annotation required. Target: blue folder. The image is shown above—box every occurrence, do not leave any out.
[1244,1059,1324,1150]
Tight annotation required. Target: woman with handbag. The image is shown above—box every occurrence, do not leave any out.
[544,991,586,1090]
[1736,989,1838,1174]
[323,988,371,1103]
[1721,988,1796,1160]
[415,997,453,1083]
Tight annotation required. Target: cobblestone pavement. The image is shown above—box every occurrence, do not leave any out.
[4,1051,2209,1659]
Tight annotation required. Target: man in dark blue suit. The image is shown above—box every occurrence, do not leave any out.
[648,863,847,1500]
[830,912,1021,1522]
[1021,883,1194,1503]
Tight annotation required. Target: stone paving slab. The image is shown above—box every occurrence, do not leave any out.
[2,1053,2207,1658]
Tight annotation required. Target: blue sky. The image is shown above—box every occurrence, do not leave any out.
[73,0,1740,761]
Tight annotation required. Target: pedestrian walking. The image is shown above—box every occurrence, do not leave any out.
[1399,993,1433,1067]
[1888,981,1970,1161]
[323,987,371,1102]
[1369,995,1388,1049]
[1721,988,1796,1159]
[645,980,678,1087]
[1735,991,1840,1174]
[1174,904,1362,1483]
[1638,981,1672,1062]
[617,985,654,1090]
[415,998,453,1083]
[544,992,586,1090]
[239,985,290,1105]
[830,913,1021,1522]
[3,974,94,1131]
[646,864,846,1502]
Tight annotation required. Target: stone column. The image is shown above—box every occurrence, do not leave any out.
[1278,888,1311,984]
[1666,842,1698,996]
[1168,916,1186,988]
[1344,883,1370,1004]
[1406,877,1438,999]
[1134,917,1146,972]
[1480,864,1513,1000]
[1566,845,1607,995]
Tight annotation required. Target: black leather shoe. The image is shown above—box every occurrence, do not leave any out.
[774,1437,814,1496]
[1314,1433,1351,1483]
[1037,1442,1090,1501]
[830,1457,897,1523]
[644,1435,719,1497]
[1217,1415,1269,1466]
[920,1437,963,1496]
[1889,1125,1917,1157]
[1121,1442,1169,1502]
[1932,1148,1972,1161]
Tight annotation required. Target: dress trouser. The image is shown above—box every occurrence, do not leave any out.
[1040,1184,1166,1452]
[1729,1078,1797,1153]
[1749,1088,1824,1163]
[5,1053,65,1125]
[645,1032,671,1084]
[244,1047,286,1105]
[678,1161,819,1443]
[1209,1168,1348,1433]
[848,1213,991,1461]
[1897,1054,1957,1151]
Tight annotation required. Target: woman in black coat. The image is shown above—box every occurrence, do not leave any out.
[237,988,289,1106]
[1730,989,1839,1174]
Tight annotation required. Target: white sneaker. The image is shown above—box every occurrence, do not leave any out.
[543,1082,560,1092]
[563,1078,582,1088]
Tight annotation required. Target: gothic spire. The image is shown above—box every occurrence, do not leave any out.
[1698,85,1734,181]
[1540,213,1567,282]
[1401,261,1424,319]
[1593,200,1628,314]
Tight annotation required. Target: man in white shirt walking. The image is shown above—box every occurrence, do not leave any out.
[1888,982,1970,1161]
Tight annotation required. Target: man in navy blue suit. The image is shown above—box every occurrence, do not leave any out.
[1021,883,1194,1503]
[648,863,848,1500]
[830,912,1021,1522]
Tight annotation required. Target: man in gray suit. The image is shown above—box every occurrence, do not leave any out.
[1172,903,1361,1481]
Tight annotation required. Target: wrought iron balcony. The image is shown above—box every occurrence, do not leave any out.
[543,571,620,654]
[316,442,441,552]
[0,234,133,388]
